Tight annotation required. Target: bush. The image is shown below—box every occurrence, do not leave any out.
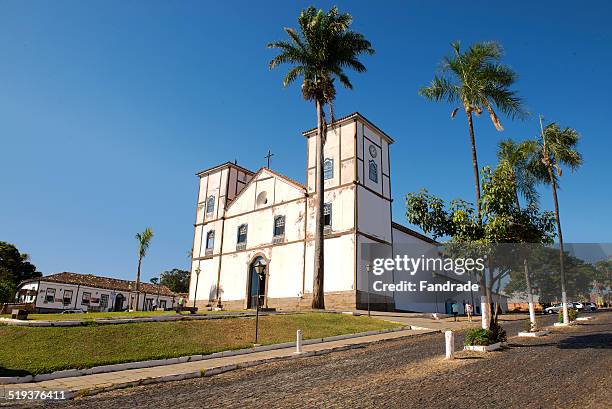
[558,308,578,323]
[465,322,507,346]
[465,328,494,346]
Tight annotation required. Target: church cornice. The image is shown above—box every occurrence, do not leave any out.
[302,112,395,144]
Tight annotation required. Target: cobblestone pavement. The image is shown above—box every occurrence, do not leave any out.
[5,313,611,409]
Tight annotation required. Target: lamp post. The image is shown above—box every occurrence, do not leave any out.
[193,267,201,309]
[253,260,267,344]
[366,263,372,317]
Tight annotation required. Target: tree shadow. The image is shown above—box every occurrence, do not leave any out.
[0,366,31,377]
[557,333,612,349]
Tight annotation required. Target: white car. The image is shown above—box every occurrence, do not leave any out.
[583,302,598,311]
[544,303,572,314]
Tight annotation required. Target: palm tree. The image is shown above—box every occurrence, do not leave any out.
[532,118,582,324]
[497,138,541,328]
[268,6,374,309]
[419,41,527,220]
[134,227,154,311]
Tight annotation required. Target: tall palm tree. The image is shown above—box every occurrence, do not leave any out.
[419,41,527,220]
[268,6,374,309]
[134,227,154,311]
[497,138,540,328]
[532,118,582,324]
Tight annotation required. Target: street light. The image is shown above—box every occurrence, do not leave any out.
[366,263,372,317]
[253,260,267,344]
[193,268,201,309]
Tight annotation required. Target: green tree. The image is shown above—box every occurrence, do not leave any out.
[406,161,555,330]
[158,269,190,294]
[419,42,527,220]
[268,6,374,309]
[0,280,16,303]
[496,138,543,327]
[0,242,41,299]
[134,227,154,311]
[531,119,583,323]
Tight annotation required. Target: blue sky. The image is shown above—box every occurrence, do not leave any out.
[1,1,610,282]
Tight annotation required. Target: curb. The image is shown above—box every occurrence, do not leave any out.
[0,326,414,385]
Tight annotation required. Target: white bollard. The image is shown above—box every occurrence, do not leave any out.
[295,329,303,354]
[445,331,454,359]
[481,296,489,330]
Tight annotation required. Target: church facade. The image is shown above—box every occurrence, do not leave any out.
[188,112,507,313]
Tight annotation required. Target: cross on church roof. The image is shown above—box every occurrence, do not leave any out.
[264,149,274,168]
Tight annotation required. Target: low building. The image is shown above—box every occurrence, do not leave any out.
[16,272,178,313]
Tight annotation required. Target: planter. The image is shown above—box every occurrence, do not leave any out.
[518,329,550,337]
[463,342,502,352]
[553,321,576,327]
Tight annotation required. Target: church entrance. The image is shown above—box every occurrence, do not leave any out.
[247,256,267,309]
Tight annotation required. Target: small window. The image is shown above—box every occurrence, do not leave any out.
[206,230,215,250]
[82,292,91,305]
[274,216,285,237]
[323,158,333,180]
[237,224,248,244]
[45,288,56,303]
[100,294,109,309]
[206,195,215,215]
[63,290,73,306]
[368,160,378,183]
[323,203,332,227]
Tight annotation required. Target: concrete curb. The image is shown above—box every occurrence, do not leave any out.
[0,326,413,385]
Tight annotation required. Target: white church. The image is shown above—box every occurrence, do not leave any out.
[188,112,507,314]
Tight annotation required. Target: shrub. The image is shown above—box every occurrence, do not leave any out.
[465,322,507,346]
[558,308,578,323]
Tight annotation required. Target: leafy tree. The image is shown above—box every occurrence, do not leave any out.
[419,42,527,220]
[150,277,159,285]
[530,119,582,323]
[0,241,41,291]
[0,280,16,303]
[157,269,190,294]
[134,228,154,310]
[406,161,556,329]
[268,6,374,309]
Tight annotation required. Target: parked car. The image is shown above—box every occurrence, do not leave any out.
[544,303,572,314]
[572,302,584,311]
[583,302,598,311]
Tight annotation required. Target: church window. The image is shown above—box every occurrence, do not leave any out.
[206,195,215,215]
[323,203,332,227]
[206,230,215,250]
[274,216,285,237]
[237,224,248,244]
[323,158,333,180]
[368,160,378,183]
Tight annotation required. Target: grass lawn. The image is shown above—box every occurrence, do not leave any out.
[0,310,238,321]
[0,313,399,376]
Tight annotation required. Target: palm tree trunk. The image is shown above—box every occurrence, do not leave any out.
[466,110,481,221]
[311,98,325,309]
[549,171,569,324]
[135,257,142,311]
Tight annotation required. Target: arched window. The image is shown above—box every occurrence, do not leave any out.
[206,195,215,215]
[323,158,333,180]
[237,224,248,244]
[368,160,378,183]
[206,230,215,250]
[273,215,285,237]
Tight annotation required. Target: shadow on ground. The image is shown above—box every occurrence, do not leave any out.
[557,333,612,349]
